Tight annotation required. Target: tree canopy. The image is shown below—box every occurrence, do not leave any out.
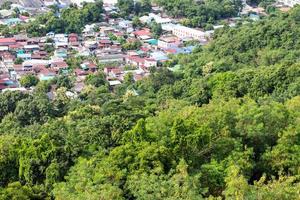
[1,5,300,200]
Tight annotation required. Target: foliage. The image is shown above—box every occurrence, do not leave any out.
[155,0,243,28]
[122,40,142,50]
[150,21,162,38]
[117,0,151,18]
[19,75,39,88]
[1,5,300,200]
[24,1,104,36]
[14,58,24,65]
[84,72,108,88]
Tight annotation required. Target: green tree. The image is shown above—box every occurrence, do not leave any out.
[150,21,162,38]
[14,94,54,125]
[0,135,20,187]
[55,76,74,89]
[84,72,108,87]
[117,0,134,17]
[0,91,28,120]
[19,75,39,88]
[14,58,24,65]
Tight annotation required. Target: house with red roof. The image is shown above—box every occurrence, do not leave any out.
[125,56,145,67]
[133,28,152,40]
[2,53,15,64]
[19,15,30,22]
[81,60,98,72]
[9,43,24,51]
[74,68,90,76]
[51,61,69,73]
[113,32,124,37]
[38,68,56,81]
[98,39,112,49]
[0,38,16,46]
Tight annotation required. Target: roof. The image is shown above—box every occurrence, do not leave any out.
[23,59,50,67]
[3,53,14,59]
[4,18,22,24]
[140,47,150,52]
[151,51,169,61]
[31,54,43,59]
[114,32,124,36]
[0,46,9,51]
[146,39,158,45]
[111,68,123,74]
[52,61,68,68]
[139,35,152,40]
[109,80,121,86]
[19,15,29,20]
[39,68,56,76]
[165,48,177,54]
[133,29,151,36]
[9,43,24,49]
[99,39,111,44]
[0,38,16,44]
[17,53,31,59]
[74,68,89,76]
[127,56,145,63]
[159,36,178,43]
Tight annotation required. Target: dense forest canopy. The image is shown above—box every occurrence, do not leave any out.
[1,4,300,200]
[154,0,243,27]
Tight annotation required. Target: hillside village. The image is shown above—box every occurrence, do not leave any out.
[0,0,284,94]
[1,0,300,199]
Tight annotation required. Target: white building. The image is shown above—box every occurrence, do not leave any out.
[119,20,132,29]
[157,36,179,49]
[140,13,172,25]
[170,24,209,41]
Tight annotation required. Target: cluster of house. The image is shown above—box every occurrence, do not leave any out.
[0,2,240,92]
[0,35,68,89]
[0,2,50,26]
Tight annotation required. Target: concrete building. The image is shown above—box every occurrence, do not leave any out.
[140,13,172,25]
[170,24,208,41]
[157,36,179,49]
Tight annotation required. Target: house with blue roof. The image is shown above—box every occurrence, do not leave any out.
[17,53,31,60]
[54,49,68,59]
[150,51,169,62]
[3,18,22,26]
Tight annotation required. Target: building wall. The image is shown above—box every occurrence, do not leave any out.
[157,39,177,49]
[171,25,205,40]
